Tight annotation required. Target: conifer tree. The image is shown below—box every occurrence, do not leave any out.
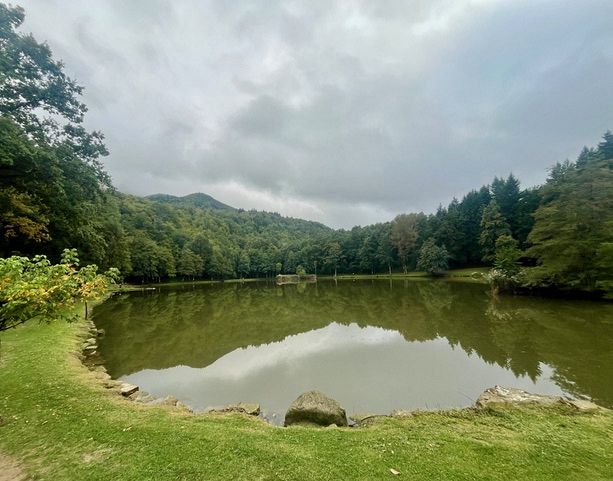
[479,200,511,263]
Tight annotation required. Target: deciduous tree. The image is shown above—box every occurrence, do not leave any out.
[0,248,117,331]
[416,238,449,276]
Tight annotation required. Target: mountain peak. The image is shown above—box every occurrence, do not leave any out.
[146,193,235,211]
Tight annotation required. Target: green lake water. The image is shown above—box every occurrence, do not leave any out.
[93,279,613,423]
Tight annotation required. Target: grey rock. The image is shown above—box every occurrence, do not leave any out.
[227,402,261,416]
[149,395,179,407]
[134,392,154,403]
[476,386,563,408]
[476,386,608,412]
[208,403,260,416]
[176,401,194,413]
[284,391,347,427]
[563,399,607,412]
[120,383,139,397]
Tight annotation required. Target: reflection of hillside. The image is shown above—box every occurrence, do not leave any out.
[93,280,613,408]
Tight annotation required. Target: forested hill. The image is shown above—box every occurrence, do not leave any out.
[111,192,333,280]
[146,193,235,211]
[0,2,611,295]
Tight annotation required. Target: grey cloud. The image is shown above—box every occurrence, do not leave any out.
[17,0,613,227]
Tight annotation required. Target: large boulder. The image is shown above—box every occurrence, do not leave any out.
[284,391,347,427]
[475,386,605,412]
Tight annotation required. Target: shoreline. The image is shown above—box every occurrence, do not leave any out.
[1,305,612,479]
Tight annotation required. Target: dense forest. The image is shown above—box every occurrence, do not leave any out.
[1,4,612,295]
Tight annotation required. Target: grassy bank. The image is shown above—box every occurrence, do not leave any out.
[1,313,612,480]
[330,267,489,282]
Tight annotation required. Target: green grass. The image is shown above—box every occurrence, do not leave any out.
[331,267,490,282]
[1,312,612,480]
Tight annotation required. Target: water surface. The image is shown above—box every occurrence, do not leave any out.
[93,280,613,423]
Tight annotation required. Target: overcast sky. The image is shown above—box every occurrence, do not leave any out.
[18,0,613,228]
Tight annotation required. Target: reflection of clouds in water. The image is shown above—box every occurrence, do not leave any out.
[133,322,403,383]
[209,322,402,379]
[125,321,568,422]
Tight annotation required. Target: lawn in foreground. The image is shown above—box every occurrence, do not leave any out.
[0,314,612,481]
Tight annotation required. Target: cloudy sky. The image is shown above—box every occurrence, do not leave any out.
[18,0,613,228]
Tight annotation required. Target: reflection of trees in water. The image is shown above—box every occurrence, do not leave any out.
[93,281,613,407]
[485,301,544,381]
[481,296,613,406]
[415,281,455,322]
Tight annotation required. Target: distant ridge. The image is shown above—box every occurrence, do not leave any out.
[146,192,235,211]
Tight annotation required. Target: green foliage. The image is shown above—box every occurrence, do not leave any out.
[295,265,307,276]
[486,268,520,294]
[524,139,613,294]
[491,174,520,237]
[416,238,449,276]
[323,241,342,275]
[0,4,85,129]
[433,199,466,266]
[0,4,114,268]
[598,130,613,159]
[177,247,203,279]
[479,200,511,263]
[128,233,176,282]
[390,213,423,272]
[0,248,115,331]
[494,235,521,276]
[515,187,542,247]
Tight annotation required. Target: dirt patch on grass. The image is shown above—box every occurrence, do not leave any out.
[0,452,27,481]
[82,448,113,464]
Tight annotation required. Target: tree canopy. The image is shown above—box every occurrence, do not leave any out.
[0,248,118,331]
[524,136,613,294]
[1,2,612,297]
[416,239,449,276]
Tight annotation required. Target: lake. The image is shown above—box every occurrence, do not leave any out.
[93,279,613,424]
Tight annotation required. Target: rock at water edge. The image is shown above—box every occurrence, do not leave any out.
[475,386,562,408]
[120,383,139,397]
[285,391,347,427]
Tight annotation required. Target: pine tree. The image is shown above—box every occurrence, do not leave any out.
[524,148,613,294]
[492,174,521,238]
[598,130,613,159]
[479,200,511,263]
